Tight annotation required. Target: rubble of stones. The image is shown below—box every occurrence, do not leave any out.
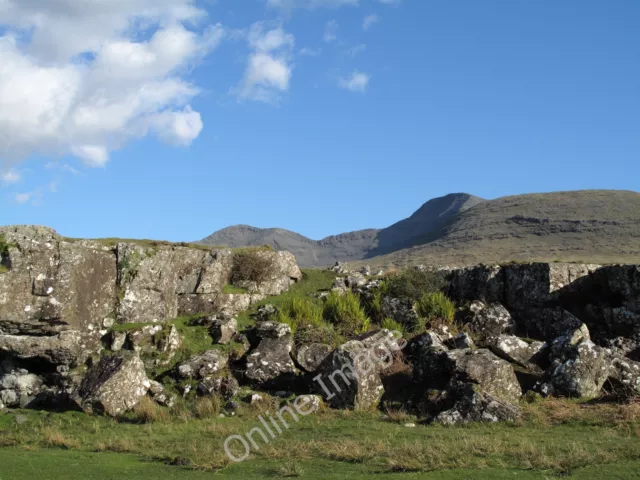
[1,226,639,427]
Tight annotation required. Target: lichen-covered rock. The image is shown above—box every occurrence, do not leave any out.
[296,343,332,373]
[408,332,449,385]
[447,264,504,304]
[245,322,296,387]
[488,335,546,369]
[148,380,175,407]
[209,315,237,345]
[176,350,228,380]
[382,297,419,331]
[443,349,523,404]
[197,375,240,400]
[468,302,516,339]
[515,307,583,340]
[445,333,476,350]
[0,226,117,364]
[314,340,384,410]
[433,389,522,425]
[78,352,150,416]
[0,331,84,366]
[540,324,640,398]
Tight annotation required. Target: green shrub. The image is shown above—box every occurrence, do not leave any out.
[276,297,324,332]
[294,323,343,347]
[365,286,385,323]
[415,291,456,326]
[323,291,371,336]
[385,268,445,301]
[381,317,406,336]
[230,250,275,284]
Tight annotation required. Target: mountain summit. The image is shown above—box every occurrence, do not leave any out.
[200,190,640,267]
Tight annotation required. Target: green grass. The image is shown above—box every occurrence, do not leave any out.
[62,237,219,251]
[235,268,336,330]
[222,284,250,294]
[3,449,640,480]
[0,264,8,274]
[0,399,639,478]
[323,291,371,336]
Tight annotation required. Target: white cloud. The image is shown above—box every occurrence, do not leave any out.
[0,0,222,171]
[378,0,401,4]
[14,193,31,204]
[346,44,366,57]
[338,71,370,93]
[324,20,339,43]
[363,14,380,31]
[236,23,295,103]
[299,47,322,57]
[1,170,21,185]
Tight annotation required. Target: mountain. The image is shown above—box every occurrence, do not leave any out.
[200,190,640,267]
[200,193,482,266]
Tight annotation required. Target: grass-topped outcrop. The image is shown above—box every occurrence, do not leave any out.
[2,225,640,478]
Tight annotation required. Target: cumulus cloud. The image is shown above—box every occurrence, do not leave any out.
[324,20,339,43]
[1,170,21,186]
[236,23,295,103]
[338,71,370,93]
[0,0,222,171]
[363,14,380,31]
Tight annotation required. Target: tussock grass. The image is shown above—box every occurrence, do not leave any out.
[323,291,371,336]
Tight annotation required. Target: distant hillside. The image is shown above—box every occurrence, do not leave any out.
[200,190,640,267]
[359,190,640,268]
[201,193,481,266]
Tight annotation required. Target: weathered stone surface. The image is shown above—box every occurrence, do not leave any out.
[433,389,522,425]
[0,331,84,366]
[382,297,419,330]
[314,340,384,410]
[209,316,237,345]
[148,380,175,407]
[514,307,583,340]
[444,349,523,404]
[176,350,228,380]
[468,302,516,339]
[0,226,117,364]
[245,322,296,387]
[78,352,150,416]
[447,264,504,304]
[296,343,332,373]
[539,324,640,398]
[197,375,239,400]
[445,333,475,350]
[488,335,546,370]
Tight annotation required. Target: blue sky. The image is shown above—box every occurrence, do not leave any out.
[1,0,639,241]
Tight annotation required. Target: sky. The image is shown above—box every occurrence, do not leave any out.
[0,0,639,242]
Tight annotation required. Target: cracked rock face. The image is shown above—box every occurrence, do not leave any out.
[245,322,296,388]
[77,352,150,417]
[314,340,385,410]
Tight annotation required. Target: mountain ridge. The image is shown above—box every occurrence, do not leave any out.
[200,190,640,267]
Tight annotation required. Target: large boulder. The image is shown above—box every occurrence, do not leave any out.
[314,340,384,410]
[245,322,296,387]
[539,324,640,398]
[77,352,150,416]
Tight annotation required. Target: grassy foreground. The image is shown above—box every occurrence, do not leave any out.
[1,399,639,479]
